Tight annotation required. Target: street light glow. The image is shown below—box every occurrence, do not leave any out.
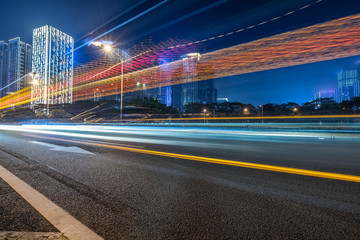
[104,44,112,52]
[31,79,39,85]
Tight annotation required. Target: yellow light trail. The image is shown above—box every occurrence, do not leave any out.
[24,134,360,183]
[136,114,360,122]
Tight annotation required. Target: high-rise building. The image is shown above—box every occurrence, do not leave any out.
[355,79,360,98]
[31,25,74,112]
[0,41,8,98]
[0,38,31,98]
[335,69,359,102]
[7,38,32,94]
[171,53,216,112]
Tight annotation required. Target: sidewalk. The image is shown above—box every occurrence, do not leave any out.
[0,231,67,240]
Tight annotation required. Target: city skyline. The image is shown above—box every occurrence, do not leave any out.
[0,1,357,105]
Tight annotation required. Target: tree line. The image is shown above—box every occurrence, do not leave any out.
[1,97,360,122]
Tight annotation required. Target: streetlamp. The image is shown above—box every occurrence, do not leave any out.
[203,109,207,123]
[93,42,125,122]
[103,44,124,122]
[292,107,298,115]
[243,107,248,115]
[259,105,264,123]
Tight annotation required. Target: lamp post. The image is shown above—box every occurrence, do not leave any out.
[292,107,298,115]
[103,44,124,122]
[259,105,263,123]
[93,42,125,122]
[203,109,207,123]
[243,107,248,115]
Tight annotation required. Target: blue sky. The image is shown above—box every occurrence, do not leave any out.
[216,56,360,105]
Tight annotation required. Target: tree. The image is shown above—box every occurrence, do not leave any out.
[49,109,71,119]
[127,97,178,114]
[36,112,48,119]
[0,108,35,122]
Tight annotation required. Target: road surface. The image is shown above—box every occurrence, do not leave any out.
[0,124,359,239]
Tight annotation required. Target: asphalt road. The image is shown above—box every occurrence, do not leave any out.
[0,124,360,239]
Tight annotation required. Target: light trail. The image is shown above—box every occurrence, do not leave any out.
[72,0,323,88]
[76,0,148,42]
[136,114,360,122]
[0,0,322,102]
[0,0,167,96]
[3,11,360,108]
[5,131,360,183]
[75,0,170,51]
[72,13,360,101]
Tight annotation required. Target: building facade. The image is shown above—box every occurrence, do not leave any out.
[0,38,31,98]
[0,41,7,98]
[171,53,216,112]
[335,69,360,102]
[31,26,74,112]
[7,38,32,94]
[355,78,360,98]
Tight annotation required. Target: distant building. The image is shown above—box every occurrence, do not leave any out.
[355,79,360,98]
[31,26,74,112]
[0,41,7,98]
[0,38,31,98]
[171,53,216,112]
[7,38,32,94]
[124,52,216,112]
[314,90,335,108]
[335,69,360,102]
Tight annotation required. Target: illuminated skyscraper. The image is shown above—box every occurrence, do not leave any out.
[31,26,74,112]
[355,78,360,98]
[0,38,31,98]
[171,53,216,112]
[335,69,359,102]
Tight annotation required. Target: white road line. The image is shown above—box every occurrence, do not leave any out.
[0,165,103,240]
[30,141,94,154]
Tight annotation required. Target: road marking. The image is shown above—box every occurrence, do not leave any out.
[30,141,94,154]
[26,135,360,183]
[0,165,103,240]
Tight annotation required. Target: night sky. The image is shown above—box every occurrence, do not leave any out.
[1,0,360,105]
